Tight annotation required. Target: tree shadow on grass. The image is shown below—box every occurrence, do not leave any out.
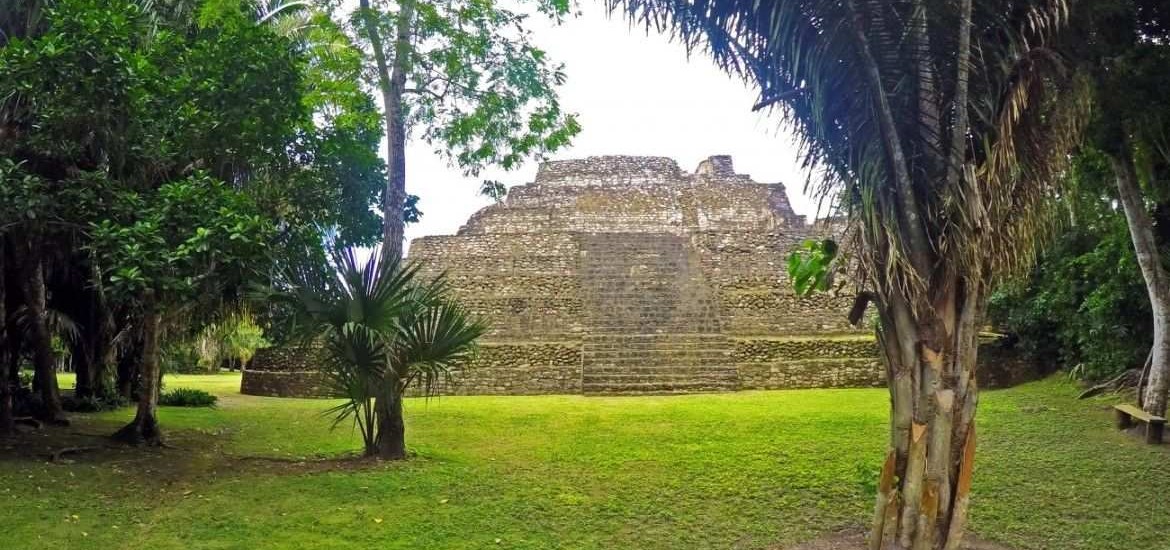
[778,526,1017,550]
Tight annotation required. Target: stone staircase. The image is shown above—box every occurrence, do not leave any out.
[578,233,738,394]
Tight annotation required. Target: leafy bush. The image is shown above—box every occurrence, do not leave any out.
[162,342,204,374]
[159,388,218,407]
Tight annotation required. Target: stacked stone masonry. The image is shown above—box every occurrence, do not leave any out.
[242,155,1030,398]
[407,154,882,395]
[241,344,338,398]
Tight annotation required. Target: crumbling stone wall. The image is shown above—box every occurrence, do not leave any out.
[240,344,337,398]
[405,155,885,395]
[248,155,1029,398]
[437,343,582,395]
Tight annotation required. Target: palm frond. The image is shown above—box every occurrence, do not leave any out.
[610,0,1084,306]
[390,296,489,398]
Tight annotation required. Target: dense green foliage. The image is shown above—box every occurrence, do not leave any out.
[351,0,579,174]
[989,154,1153,380]
[988,1,1170,383]
[3,374,1168,549]
[158,387,218,407]
[0,0,387,432]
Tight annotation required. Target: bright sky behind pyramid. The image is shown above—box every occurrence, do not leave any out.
[400,3,816,251]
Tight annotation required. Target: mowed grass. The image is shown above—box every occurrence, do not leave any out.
[2,374,1168,550]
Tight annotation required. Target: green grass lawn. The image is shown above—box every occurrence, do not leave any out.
[2,374,1168,549]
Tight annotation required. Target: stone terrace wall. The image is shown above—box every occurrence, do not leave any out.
[431,343,582,395]
[733,338,884,389]
[240,345,336,398]
[410,233,583,340]
[404,154,885,395]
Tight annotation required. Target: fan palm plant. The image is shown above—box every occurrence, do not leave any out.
[281,246,486,459]
[610,0,1091,548]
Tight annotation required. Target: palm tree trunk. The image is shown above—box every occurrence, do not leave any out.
[1110,152,1170,417]
[360,0,414,262]
[20,250,66,424]
[373,391,407,459]
[113,297,163,445]
[870,280,981,550]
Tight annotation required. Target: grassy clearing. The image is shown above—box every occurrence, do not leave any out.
[2,374,1167,549]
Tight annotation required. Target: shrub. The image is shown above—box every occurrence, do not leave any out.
[159,388,218,407]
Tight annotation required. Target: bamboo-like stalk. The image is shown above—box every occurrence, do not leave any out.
[869,449,898,550]
[943,424,976,550]
[920,389,955,550]
[898,421,928,548]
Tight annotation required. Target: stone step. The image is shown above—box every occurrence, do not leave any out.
[588,326,723,333]
[583,370,739,380]
[582,380,740,395]
[583,350,731,357]
[582,348,725,354]
[584,333,730,340]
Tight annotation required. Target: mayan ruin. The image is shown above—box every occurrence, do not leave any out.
[403,154,883,395]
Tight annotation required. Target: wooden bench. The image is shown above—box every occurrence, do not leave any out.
[1114,403,1166,444]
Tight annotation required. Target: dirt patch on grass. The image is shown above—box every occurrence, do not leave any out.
[1,415,406,482]
[781,527,1016,550]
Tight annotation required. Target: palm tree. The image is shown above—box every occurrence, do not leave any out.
[282,247,486,459]
[609,0,1090,548]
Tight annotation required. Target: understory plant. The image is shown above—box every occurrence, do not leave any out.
[159,387,218,408]
[279,247,486,459]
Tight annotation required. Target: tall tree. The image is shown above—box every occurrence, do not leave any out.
[612,0,1089,547]
[1,0,387,427]
[91,175,271,444]
[346,0,580,260]
[1072,0,1170,417]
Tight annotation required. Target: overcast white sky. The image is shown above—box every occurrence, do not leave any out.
[401,4,817,247]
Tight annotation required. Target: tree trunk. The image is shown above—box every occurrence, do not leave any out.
[113,300,163,445]
[72,339,96,400]
[117,332,141,400]
[0,237,11,435]
[1111,152,1170,418]
[20,252,66,424]
[372,391,407,459]
[359,0,414,262]
[870,280,981,550]
[89,263,117,400]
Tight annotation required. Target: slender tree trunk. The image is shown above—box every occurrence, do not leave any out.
[0,238,11,435]
[869,279,981,550]
[360,0,414,261]
[372,384,407,459]
[72,339,95,399]
[89,261,117,400]
[117,335,140,401]
[1111,152,1170,418]
[20,251,66,424]
[113,298,163,445]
